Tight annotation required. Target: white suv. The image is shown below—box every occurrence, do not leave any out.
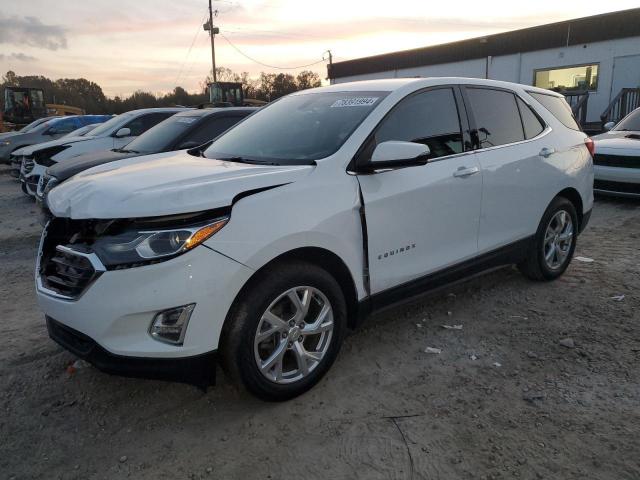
[37,78,594,401]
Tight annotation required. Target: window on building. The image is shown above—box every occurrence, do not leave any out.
[466,88,525,149]
[533,64,599,92]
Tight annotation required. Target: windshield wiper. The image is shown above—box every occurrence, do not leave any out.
[219,156,278,166]
[115,148,139,154]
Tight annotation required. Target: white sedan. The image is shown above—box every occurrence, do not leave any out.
[591,107,640,197]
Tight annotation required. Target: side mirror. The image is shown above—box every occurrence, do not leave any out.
[365,141,431,171]
[603,121,615,132]
[114,127,131,138]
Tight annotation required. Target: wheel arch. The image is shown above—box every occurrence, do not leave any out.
[555,187,584,229]
[220,247,360,348]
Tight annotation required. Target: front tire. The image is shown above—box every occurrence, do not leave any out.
[519,196,578,281]
[220,261,347,401]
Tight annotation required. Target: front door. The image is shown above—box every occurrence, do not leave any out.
[357,87,482,294]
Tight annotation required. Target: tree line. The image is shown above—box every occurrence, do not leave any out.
[0,68,322,115]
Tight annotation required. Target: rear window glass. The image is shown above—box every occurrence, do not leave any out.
[517,98,545,139]
[466,88,525,148]
[528,92,580,131]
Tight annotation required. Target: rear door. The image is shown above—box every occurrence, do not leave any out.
[357,86,482,294]
[463,87,548,253]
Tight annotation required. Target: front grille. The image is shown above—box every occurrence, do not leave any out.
[41,247,98,298]
[594,179,640,195]
[593,153,640,169]
[39,219,105,299]
[23,157,35,174]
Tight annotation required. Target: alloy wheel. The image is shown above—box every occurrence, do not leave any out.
[253,286,334,384]
[543,210,574,270]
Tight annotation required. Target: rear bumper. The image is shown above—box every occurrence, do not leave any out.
[47,316,217,387]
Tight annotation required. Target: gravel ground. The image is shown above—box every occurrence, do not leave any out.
[1,164,639,480]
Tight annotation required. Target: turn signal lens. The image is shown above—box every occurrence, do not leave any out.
[184,219,228,251]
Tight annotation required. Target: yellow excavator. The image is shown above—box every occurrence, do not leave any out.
[1,86,85,132]
[208,81,266,108]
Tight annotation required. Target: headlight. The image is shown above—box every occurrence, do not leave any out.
[1,140,10,146]
[42,175,59,196]
[92,216,229,267]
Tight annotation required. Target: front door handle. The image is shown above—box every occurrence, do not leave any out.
[453,166,480,178]
[539,147,555,158]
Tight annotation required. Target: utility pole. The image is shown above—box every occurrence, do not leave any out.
[204,0,219,82]
[325,49,333,82]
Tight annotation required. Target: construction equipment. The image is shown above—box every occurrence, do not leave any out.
[208,81,266,107]
[2,87,47,130]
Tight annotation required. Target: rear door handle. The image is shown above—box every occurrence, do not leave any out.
[539,147,555,158]
[453,166,480,178]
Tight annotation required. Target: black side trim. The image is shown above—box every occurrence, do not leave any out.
[579,208,592,234]
[46,317,216,388]
[356,236,533,320]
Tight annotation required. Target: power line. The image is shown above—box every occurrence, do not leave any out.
[174,12,208,87]
[219,33,326,70]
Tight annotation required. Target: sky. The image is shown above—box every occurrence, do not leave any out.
[0,0,638,97]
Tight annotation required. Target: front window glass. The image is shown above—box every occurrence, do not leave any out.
[614,108,640,132]
[88,113,132,137]
[124,115,200,153]
[371,88,463,160]
[204,91,388,164]
[534,64,599,92]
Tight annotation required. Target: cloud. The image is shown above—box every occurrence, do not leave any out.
[0,15,67,50]
[0,52,38,62]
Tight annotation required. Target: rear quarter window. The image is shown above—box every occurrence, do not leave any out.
[528,92,580,131]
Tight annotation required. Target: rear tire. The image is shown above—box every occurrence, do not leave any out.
[518,196,578,281]
[220,261,347,401]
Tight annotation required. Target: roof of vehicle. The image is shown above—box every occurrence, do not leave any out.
[122,107,190,115]
[172,107,258,118]
[300,77,562,97]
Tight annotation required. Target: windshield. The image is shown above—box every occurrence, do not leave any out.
[20,117,49,132]
[203,91,388,164]
[88,113,132,137]
[124,115,200,153]
[614,109,640,132]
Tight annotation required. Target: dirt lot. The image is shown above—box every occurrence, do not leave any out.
[0,163,638,480]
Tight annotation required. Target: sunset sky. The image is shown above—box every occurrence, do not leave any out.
[1,1,638,97]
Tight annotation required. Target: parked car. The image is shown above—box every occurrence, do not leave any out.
[591,107,640,197]
[0,116,58,139]
[2,115,107,165]
[36,107,255,207]
[60,123,102,139]
[16,108,184,195]
[37,78,593,401]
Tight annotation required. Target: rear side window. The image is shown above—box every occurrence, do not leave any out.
[125,112,176,136]
[466,88,525,149]
[516,98,545,139]
[528,92,580,131]
[372,87,464,160]
[185,115,245,145]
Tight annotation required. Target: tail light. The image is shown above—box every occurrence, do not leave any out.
[584,137,595,158]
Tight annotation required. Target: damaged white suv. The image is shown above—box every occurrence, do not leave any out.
[37,78,593,401]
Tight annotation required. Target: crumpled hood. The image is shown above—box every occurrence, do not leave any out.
[48,150,314,219]
[20,135,91,156]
